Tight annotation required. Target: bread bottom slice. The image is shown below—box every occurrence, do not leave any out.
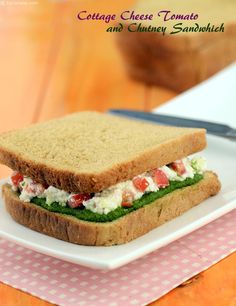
[2,171,221,246]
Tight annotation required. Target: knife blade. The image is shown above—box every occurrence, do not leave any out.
[108,109,236,140]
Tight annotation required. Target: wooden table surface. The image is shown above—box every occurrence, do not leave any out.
[0,1,235,305]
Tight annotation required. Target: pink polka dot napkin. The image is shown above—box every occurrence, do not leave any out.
[0,210,235,306]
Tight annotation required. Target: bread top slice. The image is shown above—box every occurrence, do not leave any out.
[0,111,206,193]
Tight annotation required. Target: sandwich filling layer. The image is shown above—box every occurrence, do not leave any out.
[9,157,206,222]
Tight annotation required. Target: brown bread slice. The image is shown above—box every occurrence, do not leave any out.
[0,111,206,193]
[2,171,221,246]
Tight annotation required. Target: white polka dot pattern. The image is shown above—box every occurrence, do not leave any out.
[0,210,235,306]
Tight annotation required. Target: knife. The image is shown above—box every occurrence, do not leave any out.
[108,109,236,140]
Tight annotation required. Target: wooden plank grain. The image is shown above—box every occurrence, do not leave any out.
[0,283,52,306]
[150,252,236,306]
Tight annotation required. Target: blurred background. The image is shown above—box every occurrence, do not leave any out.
[0,0,235,178]
[0,2,236,304]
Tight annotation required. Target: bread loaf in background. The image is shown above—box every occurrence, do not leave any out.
[117,0,236,92]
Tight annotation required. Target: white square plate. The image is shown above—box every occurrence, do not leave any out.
[0,64,236,270]
[0,134,236,270]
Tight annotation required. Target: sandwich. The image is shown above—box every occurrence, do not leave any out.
[0,111,221,246]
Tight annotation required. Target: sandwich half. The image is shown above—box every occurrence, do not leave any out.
[0,111,221,246]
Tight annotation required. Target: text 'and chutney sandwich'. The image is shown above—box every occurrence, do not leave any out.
[0,111,221,246]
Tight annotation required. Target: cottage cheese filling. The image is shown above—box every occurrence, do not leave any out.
[10,156,206,215]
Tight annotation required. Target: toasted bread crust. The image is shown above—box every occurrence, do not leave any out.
[0,117,206,193]
[2,171,221,246]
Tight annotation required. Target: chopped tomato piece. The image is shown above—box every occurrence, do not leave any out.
[121,190,134,208]
[11,172,24,187]
[68,194,91,208]
[152,169,169,188]
[170,160,186,175]
[121,202,132,208]
[132,177,149,192]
